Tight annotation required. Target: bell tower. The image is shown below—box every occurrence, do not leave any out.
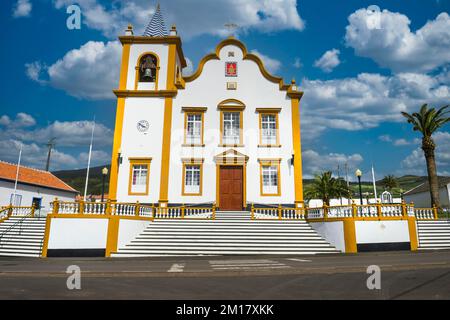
[108,4,187,204]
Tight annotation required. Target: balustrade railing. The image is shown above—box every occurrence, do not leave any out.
[251,204,305,220]
[251,201,438,221]
[49,200,216,220]
[0,205,35,223]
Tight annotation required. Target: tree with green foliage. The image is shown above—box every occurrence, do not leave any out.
[304,171,350,206]
[381,175,398,190]
[401,104,450,208]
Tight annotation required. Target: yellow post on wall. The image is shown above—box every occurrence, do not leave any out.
[288,81,304,206]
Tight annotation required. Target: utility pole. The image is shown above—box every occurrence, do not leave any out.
[337,164,342,205]
[45,138,56,171]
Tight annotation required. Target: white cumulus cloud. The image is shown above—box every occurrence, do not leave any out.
[27,41,121,100]
[12,0,32,18]
[251,50,282,74]
[314,49,341,73]
[53,0,305,39]
[345,8,450,73]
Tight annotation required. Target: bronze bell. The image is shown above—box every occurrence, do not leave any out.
[144,67,152,78]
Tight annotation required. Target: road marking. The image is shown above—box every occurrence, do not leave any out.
[287,258,312,262]
[210,259,276,264]
[209,259,291,270]
[213,266,291,270]
[167,263,185,272]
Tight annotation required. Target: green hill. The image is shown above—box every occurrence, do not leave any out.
[52,165,110,196]
[53,164,434,199]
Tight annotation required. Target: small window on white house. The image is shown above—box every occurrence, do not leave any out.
[223,112,240,144]
[186,113,202,145]
[261,114,277,145]
[184,165,201,195]
[262,165,279,195]
[131,164,148,194]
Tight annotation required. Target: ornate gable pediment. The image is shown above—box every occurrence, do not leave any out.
[214,149,249,164]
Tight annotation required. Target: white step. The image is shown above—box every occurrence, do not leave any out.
[114,211,339,257]
[0,217,46,257]
[417,220,450,251]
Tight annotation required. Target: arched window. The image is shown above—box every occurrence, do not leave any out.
[138,54,158,83]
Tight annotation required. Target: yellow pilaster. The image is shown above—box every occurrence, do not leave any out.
[105,216,120,257]
[40,215,52,258]
[290,94,304,204]
[158,44,177,204]
[108,43,131,201]
[166,44,177,90]
[159,97,174,203]
[343,219,357,253]
[407,216,419,251]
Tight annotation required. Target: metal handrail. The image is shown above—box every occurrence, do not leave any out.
[0,213,33,247]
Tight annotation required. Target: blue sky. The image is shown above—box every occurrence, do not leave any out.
[1,0,449,181]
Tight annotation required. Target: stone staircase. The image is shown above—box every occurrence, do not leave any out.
[111,211,340,257]
[417,220,450,250]
[0,216,46,257]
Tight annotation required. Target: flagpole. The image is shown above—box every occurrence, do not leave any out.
[11,144,23,205]
[83,117,96,201]
[371,164,378,203]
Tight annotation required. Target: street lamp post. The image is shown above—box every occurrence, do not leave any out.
[355,169,363,205]
[101,167,108,203]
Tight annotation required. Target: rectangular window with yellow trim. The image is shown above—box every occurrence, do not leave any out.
[260,114,278,145]
[185,113,203,145]
[128,158,151,195]
[259,159,281,196]
[256,108,281,147]
[221,111,242,145]
[182,162,203,196]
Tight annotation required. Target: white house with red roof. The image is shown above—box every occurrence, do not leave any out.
[0,160,78,212]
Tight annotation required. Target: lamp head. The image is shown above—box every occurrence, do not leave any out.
[355,169,362,177]
[102,167,108,176]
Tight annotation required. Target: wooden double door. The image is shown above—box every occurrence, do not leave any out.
[219,166,243,211]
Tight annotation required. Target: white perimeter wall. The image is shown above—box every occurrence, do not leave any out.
[0,180,76,212]
[47,217,151,250]
[355,220,410,244]
[47,218,108,249]
[309,221,346,252]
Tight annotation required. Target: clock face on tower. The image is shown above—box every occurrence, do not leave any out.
[137,120,149,132]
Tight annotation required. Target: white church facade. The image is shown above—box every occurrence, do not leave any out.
[109,7,305,210]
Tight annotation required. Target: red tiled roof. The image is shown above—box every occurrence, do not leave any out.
[0,160,78,193]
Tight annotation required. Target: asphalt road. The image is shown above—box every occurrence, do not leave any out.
[0,250,450,299]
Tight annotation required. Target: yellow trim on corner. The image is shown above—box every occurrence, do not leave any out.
[166,44,177,90]
[108,42,131,201]
[343,219,357,253]
[40,215,52,258]
[159,97,174,203]
[407,216,418,251]
[290,97,304,203]
[134,51,160,90]
[105,215,120,257]
[128,158,152,196]
[258,158,282,197]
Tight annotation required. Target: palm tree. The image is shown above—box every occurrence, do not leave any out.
[305,171,350,206]
[381,175,398,190]
[401,104,450,208]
